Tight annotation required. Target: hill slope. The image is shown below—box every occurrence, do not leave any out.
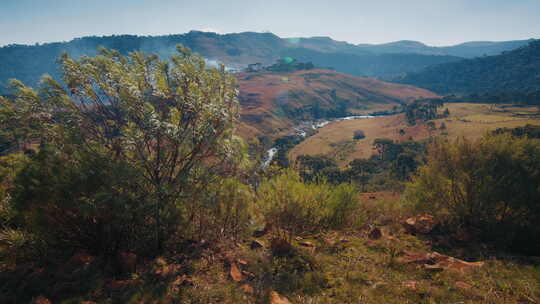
[397,40,540,95]
[236,69,439,138]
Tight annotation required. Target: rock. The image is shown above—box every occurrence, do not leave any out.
[240,284,254,294]
[455,281,472,290]
[402,280,418,290]
[270,291,292,304]
[33,296,51,304]
[230,263,244,282]
[403,215,435,234]
[368,227,382,240]
[250,240,264,250]
[237,259,248,266]
[117,252,137,274]
[396,250,484,273]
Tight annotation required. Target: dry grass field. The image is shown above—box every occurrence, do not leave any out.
[290,103,540,166]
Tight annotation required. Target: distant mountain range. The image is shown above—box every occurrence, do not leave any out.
[288,37,533,58]
[397,40,540,96]
[0,31,533,94]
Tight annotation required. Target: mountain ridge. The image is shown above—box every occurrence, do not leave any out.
[0,31,533,94]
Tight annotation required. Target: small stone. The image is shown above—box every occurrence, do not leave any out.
[237,259,248,266]
[230,263,243,282]
[299,241,314,247]
[455,281,472,290]
[402,280,418,290]
[270,291,292,304]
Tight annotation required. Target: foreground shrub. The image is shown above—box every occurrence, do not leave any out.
[256,170,361,241]
[180,177,254,243]
[9,148,155,259]
[0,45,242,253]
[405,134,540,254]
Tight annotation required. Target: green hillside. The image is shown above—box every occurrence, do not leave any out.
[397,40,540,97]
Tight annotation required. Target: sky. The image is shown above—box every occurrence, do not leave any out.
[1,0,539,47]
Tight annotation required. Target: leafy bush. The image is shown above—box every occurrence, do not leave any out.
[10,148,155,258]
[405,134,540,254]
[180,177,254,243]
[255,170,361,241]
[0,45,244,256]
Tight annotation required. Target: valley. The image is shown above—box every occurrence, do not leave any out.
[289,103,540,166]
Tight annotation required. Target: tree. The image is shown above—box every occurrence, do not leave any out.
[373,138,398,161]
[2,45,245,252]
[348,158,377,190]
[353,130,366,140]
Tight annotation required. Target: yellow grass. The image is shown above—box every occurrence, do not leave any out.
[289,103,540,167]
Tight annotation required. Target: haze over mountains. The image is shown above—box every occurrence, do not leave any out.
[0,31,533,94]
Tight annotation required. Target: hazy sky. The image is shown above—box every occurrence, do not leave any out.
[1,0,539,47]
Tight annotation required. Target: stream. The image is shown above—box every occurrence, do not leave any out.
[260,115,376,168]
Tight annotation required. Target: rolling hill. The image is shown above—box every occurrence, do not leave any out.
[396,40,540,96]
[235,69,439,138]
